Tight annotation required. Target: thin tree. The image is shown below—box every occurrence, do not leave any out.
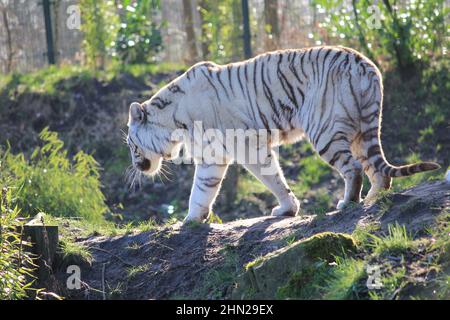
[264,0,279,50]
[182,0,198,63]
[0,4,14,73]
[198,0,211,59]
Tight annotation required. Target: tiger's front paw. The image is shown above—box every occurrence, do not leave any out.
[271,194,299,217]
[183,211,209,225]
[336,199,360,210]
[336,199,348,210]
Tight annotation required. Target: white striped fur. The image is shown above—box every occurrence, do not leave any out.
[127,46,439,222]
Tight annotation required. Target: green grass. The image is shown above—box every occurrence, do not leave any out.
[135,219,159,232]
[351,223,380,248]
[368,267,407,300]
[0,65,94,96]
[276,261,329,299]
[369,224,414,256]
[207,211,223,224]
[321,257,366,300]
[375,190,395,216]
[297,153,332,193]
[60,240,93,266]
[189,244,240,299]
[0,62,186,97]
[126,264,150,279]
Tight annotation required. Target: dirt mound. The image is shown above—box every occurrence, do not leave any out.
[54,180,449,299]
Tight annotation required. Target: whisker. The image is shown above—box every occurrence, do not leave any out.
[120,129,128,144]
[158,165,173,182]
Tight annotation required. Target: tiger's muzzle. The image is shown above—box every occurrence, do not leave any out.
[136,158,151,172]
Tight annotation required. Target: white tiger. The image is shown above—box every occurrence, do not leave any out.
[126,46,439,223]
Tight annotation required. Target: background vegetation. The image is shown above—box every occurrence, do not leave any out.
[0,0,448,299]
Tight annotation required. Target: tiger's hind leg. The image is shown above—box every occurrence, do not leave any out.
[362,163,392,202]
[316,135,363,210]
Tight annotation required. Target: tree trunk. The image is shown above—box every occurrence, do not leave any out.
[182,0,198,63]
[198,0,211,59]
[1,7,13,73]
[230,0,243,61]
[241,0,252,59]
[264,0,279,50]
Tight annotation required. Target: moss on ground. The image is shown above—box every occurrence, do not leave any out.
[232,232,357,299]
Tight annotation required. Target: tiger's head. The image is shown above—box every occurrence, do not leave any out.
[126,89,184,176]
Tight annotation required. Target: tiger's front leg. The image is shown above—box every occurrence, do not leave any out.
[184,163,229,223]
[244,150,299,217]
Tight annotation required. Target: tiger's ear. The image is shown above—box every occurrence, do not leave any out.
[129,102,146,124]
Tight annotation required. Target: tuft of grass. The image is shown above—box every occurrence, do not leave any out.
[60,240,93,266]
[207,211,223,224]
[107,282,126,300]
[321,257,366,300]
[136,219,158,232]
[126,264,150,279]
[369,223,414,256]
[351,223,381,248]
[375,189,395,216]
[245,256,265,270]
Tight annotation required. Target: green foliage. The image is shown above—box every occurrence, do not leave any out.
[0,188,35,299]
[80,0,119,69]
[115,0,163,64]
[312,0,447,71]
[0,128,108,223]
[199,0,245,62]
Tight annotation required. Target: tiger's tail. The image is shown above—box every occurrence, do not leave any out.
[358,63,440,178]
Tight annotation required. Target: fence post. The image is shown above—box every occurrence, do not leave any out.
[42,0,55,65]
[241,0,252,59]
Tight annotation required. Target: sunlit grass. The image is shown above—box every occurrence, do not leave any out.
[368,223,414,256]
[0,61,186,97]
[322,257,366,300]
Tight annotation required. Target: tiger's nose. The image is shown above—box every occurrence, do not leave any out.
[136,158,151,171]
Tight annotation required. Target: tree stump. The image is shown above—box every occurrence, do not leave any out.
[22,224,59,288]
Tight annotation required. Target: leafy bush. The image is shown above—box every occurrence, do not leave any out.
[0,128,108,223]
[312,0,447,73]
[115,0,163,64]
[0,188,35,299]
[80,0,119,69]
